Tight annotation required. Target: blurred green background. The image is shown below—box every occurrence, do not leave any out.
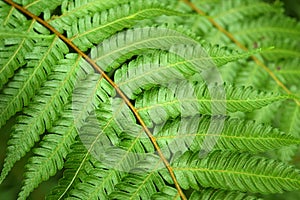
[0,0,300,199]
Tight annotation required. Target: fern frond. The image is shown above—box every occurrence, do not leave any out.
[147,116,300,153]
[274,58,300,86]
[0,1,27,27]
[114,46,260,99]
[274,100,300,162]
[261,39,300,60]
[46,140,103,200]
[189,188,261,200]
[60,0,183,51]
[0,10,53,89]
[12,0,62,16]
[210,0,283,26]
[165,150,300,194]
[231,16,300,46]
[45,79,127,199]
[0,54,84,184]
[1,0,300,199]
[0,24,36,89]
[0,36,68,128]
[0,37,68,182]
[17,74,114,199]
[109,157,164,200]
[18,109,78,200]
[47,93,157,199]
[151,186,180,200]
[136,82,288,125]
[49,0,130,32]
[47,133,121,199]
[90,26,201,72]
[233,61,271,89]
[174,0,283,44]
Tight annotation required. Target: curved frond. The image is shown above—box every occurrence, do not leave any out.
[0,0,300,199]
[149,116,300,153]
[62,0,183,51]
[189,188,261,200]
[0,24,36,89]
[135,82,288,125]
[0,1,27,27]
[90,26,200,72]
[46,141,104,200]
[109,158,165,200]
[274,100,300,162]
[231,16,300,45]
[166,150,300,194]
[0,36,68,128]
[17,74,114,199]
[0,54,83,183]
[0,18,52,89]
[49,0,131,32]
[18,110,78,200]
[210,0,283,26]
[274,58,300,87]
[13,0,62,16]
[233,61,271,89]
[151,186,180,200]
[114,46,263,99]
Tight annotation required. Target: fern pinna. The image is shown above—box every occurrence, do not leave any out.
[0,0,300,199]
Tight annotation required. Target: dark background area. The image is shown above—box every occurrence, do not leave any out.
[280,0,300,19]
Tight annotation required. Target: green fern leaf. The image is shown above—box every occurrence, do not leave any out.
[46,135,121,199]
[151,186,180,200]
[0,24,43,89]
[274,58,300,86]
[234,61,271,89]
[90,26,201,72]
[232,16,300,45]
[0,1,27,27]
[0,40,70,183]
[261,39,300,60]
[0,0,300,199]
[17,112,78,200]
[0,36,68,127]
[183,0,283,45]
[109,157,165,200]
[165,150,300,194]
[135,82,288,126]
[144,116,300,153]
[189,188,261,200]
[210,0,283,26]
[12,0,62,16]
[45,81,124,199]
[114,46,263,99]
[49,0,131,32]
[59,0,184,51]
[46,141,102,200]
[274,100,300,162]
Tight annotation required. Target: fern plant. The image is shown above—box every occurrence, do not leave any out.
[0,0,300,199]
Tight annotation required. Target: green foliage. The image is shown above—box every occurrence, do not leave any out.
[0,0,300,200]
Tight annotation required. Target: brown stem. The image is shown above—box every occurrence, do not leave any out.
[2,0,187,199]
[181,0,300,106]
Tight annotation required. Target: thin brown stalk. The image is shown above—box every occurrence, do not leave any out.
[2,0,187,199]
[181,0,300,106]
